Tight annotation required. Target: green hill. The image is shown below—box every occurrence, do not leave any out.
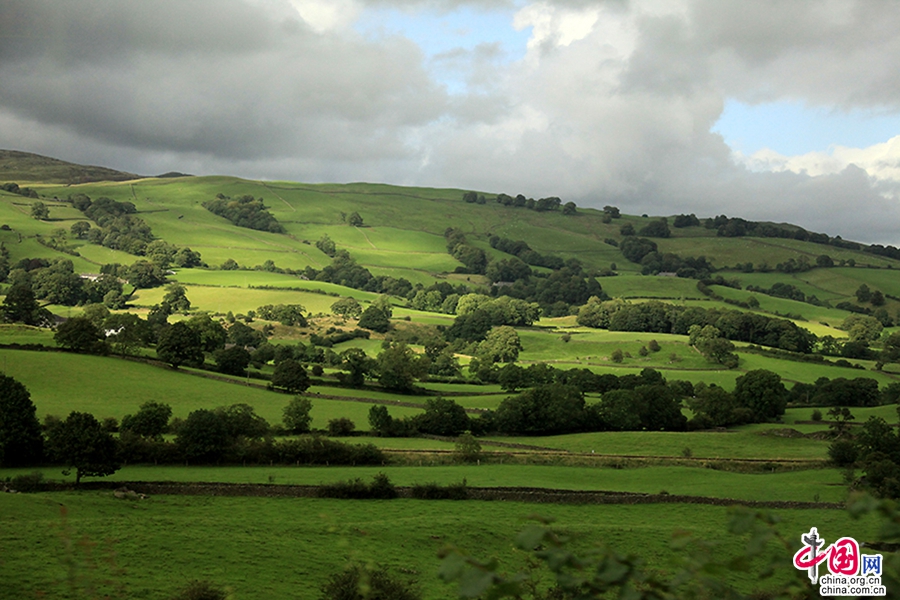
[0,149,140,184]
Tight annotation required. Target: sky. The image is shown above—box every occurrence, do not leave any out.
[2,0,900,244]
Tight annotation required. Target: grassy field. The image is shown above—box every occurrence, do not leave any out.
[486,429,830,460]
[0,349,423,428]
[0,463,848,503]
[0,491,879,600]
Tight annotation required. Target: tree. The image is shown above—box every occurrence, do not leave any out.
[1,283,52,326]
[331,296,362,319]
[54,316,107,354]
[347,212,364,226]
[476,326,522,363]
[46,412,120,484]
[162,284,191,313]
[156,321,204,368]
[414,397,470,437]
[120,401,172,440]
[124,260,167,288]
[376,343,427,392]
[30,201,49,220]
[104,313,152,356]
[0,374,43,467]
[70,221,91,239]
[186,314,227,353]
[494,384,586,435]
[856,284,872,303]
[733,369,788,421]
[358,305,391,333]
[368,405,393,436]
[176,409,230,463]
[283,396,313,434]
[214,346,251,376]
[216,403,269,440]
[689,325,738,368]
[339,347,374,387]
[271,358,310,393]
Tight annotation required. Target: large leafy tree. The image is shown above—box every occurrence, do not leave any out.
[1,283,52,326]
[271,359,310,394]
[734,369,788,421]
[0,374,44,467]
[376,343,427,393]
[156,321,204,368]
[54,316,107,354]
[283,396,313,434]
[46,412,120,484]
[120,401,172,441]
[176,409,231,463]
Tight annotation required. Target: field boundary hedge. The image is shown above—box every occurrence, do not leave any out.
[38,481,843,509]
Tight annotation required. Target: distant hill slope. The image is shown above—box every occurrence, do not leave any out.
[0,149,141,184]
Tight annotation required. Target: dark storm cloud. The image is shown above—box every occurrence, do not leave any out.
[0,0,446,163]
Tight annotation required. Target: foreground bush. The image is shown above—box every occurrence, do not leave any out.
[320,564,420,600]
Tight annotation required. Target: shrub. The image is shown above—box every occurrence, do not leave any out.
[811,409,823,422]
[327,418,356,437]
[171,580,227,600]
[410,480,469,500]
[8,471,45,492]
[317,473,397,500]
[319,564,420,600]
[828,439,858,467]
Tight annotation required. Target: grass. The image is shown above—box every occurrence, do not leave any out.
[0,491,879,600]
[486,429,830,460]
[0,349,423,428]
[0,463,849,503]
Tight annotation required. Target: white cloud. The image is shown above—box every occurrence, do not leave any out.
[741,135,900,184]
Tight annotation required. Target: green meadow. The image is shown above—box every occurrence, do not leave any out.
[0,492,879,600]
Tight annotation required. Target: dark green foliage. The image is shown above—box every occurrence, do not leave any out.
[120,402,172,440]
[733,370,787,421]
[444,228,487,274]
[319,564,420,600]
[828,439,858,467]
[283,396,313,434]
[54,316,107,354]
[214,346,251,376]
[338,348,375,387]
[358,305,390,332]
[410,480,469,500]
[414,397,470,437]
[156,322,204,368]
[0,283,52,327]
[445,309,493,342]
[124,260,167,288]
[271,359,310,394]
[317,473,398,500]
[347,211,363,226]
[331,297,362,318]
[488,235,565,270]
[226,321,267,347]
[672,213,700,227]
[256,303,308,326]
[376,343,427,392]
[619,237,657,263]
[638,219,670,238]
[45,411,120,484]
[215,403,269,440]
[327,417,356,436]
[31,258,85,305]
[176,409,231,463]
[74,195,154,255]
[162,284,191,312]
[494,384,586,435]
[0,374,43,467]
[316,234,337,257]
[202,194,285,233]
[171,580,227,600]
[185,314,227,353]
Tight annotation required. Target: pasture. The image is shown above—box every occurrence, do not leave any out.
[0,491,879,600]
